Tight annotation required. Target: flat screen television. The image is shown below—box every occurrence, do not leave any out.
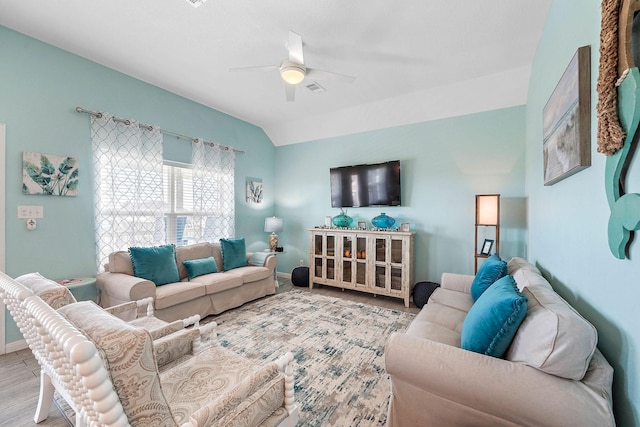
[330,160,401,208]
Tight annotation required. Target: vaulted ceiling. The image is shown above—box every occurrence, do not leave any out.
[0,1,552,145]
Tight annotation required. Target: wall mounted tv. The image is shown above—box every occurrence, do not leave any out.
[330,160,401,208]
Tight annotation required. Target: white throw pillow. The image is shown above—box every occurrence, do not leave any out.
[507,257,541,276]
[512,268,553,292]
[504,284,597,380]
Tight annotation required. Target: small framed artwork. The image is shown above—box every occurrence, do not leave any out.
[357,221,366,229]
[246,177,263,203]
[400,222,410,232]
[480,239,494,256]
[543,45,591,185]
[22,151,78,196]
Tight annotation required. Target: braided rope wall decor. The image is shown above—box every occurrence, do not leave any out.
[597,0,626,156]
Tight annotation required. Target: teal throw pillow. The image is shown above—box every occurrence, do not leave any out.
[220,238,247,271]
[129,244,180,286]
[470,253,507,301]
[183,256,218,280]
[461,275,528,358]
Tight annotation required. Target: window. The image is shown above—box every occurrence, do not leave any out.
[163,160,235,246]
[91,112,236,270]
[164,162,193,246]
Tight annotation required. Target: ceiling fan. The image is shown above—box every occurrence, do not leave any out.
[230,31,356,102]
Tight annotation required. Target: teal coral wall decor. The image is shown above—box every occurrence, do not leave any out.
[606,68,640,258]
[602,0,640,259]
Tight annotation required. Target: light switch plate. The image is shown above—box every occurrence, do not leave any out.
[18,205,43,219]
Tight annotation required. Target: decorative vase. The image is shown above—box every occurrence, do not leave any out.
[332,211,353,227]
[371,212,395,228]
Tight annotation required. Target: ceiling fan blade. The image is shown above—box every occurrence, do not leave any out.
[306,67,356,83]
[284,83,296,102]
[288,31,304,65]
[229,65,278,72]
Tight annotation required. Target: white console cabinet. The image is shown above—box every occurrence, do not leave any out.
[309,228,415,307]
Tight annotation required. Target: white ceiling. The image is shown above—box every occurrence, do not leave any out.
[0,0,551,146]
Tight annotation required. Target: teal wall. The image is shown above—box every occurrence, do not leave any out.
[526,1,638,425]
[273,106,528,282]
[0,26,276,342]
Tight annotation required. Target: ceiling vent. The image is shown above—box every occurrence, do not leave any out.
[305,82,326,93]
[184,0,208,7]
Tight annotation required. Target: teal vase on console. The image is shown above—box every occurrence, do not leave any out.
[371,212,395,228]
[332,211,353,227]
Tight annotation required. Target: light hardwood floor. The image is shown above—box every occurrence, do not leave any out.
[0,280,419,426]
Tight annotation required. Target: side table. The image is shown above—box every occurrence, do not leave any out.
[57,277,99,304]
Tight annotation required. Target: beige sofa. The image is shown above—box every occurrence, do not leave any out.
[97,242,277,322]
[385,257,615,427]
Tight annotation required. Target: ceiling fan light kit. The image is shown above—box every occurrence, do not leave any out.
[231,31,354,101]
[280,61,306,85]
[184,0,208,7]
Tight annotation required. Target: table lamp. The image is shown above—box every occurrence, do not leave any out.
[264,216,283,252]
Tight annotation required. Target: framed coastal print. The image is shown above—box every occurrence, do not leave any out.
[543,46,591,186]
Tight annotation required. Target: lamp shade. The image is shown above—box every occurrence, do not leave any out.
[476,194,500,225]
[264,216,283,233]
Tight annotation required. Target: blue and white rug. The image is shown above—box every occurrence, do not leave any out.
[212,290,416,427]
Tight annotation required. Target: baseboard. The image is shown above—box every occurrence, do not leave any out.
[5,338,28,353]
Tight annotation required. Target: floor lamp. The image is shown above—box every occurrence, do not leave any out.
[475,194,500,273]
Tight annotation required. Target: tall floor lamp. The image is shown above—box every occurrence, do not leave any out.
[264,216,283,252]
[475,194,500,273]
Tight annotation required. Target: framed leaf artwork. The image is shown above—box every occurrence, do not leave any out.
[246,177,263,203]
[22,151,78,196]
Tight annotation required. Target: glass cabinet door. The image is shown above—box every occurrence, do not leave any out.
[312,232,337,281]
[341,236,353,283]
[355,236,368,286]
[375,237,386,262]
[314,234,323,256]
[390,267,403,291]
[313,257,323,279]
[326,234,335,257]
[391,238,403,264]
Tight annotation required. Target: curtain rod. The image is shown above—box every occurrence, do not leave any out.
[75,107,245,154]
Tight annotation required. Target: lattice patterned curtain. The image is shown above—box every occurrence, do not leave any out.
[91,112,164,271]
[191,138,235,242]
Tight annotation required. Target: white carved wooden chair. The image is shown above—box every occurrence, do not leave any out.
[1,271,297,427]
[3,272,214,423]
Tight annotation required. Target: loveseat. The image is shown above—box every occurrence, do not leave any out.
[385,257,615,427]
[97,240,277,322]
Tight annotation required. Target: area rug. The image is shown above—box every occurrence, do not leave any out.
[54,290,415,426]
[211,290,415,426]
